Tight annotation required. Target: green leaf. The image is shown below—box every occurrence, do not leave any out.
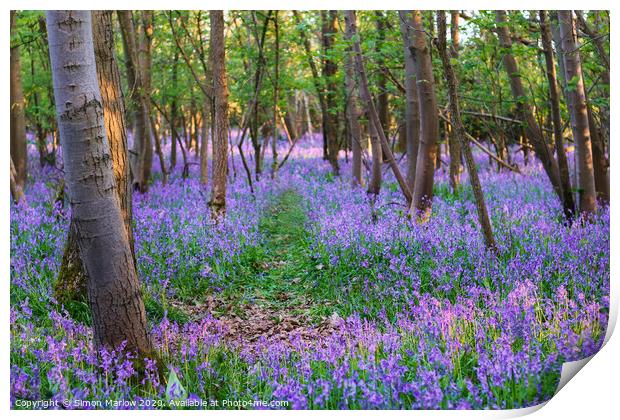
[165,368,188,402]
[566,75,580,92]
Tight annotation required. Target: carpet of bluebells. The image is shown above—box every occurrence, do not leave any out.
[10,133,609,409]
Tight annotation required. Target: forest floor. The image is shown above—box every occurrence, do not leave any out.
[170,189,341,346]
[10,139,609,408]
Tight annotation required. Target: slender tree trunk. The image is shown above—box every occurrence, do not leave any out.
[284,96,299,141]
[367,118,383,195]
[398,11,420,194]
[293,11,329,160]
[118,11,150,192]
[569,14,610,205]
[558,11,597,216]
[10,158,26,205]
[47,10,152,356]
[344,43,364,187]
[10,11,28,190]
[585,96,609,204]
[200,101,209,185]
[345,11,411,203]
[93,10,134,244]
[375,12,390,135]
[447,11,463,192]
[136,11,154,192]
[271,11,280,178]
[574,11,609,144]
[170,50,179,171]
[495,10,563,203]
[248,11,271,180]
[539,10,575,219]
[436,11,497,253]
[30,41,48,167]
[209,11,229,219]
[322,10,340,175]
[148,112,169,185]
[409,10,439,219]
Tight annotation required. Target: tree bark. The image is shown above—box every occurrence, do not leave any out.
[345,11,411,203]
[56,10,139,304]
[10,11,28,190]
[495,10,563,203]
[292,11,329,160]
[344,41,364,187]
[271,11,280,178]
[209,11,229,220]
[47,10,152,356]
[200,101,209,185]
[398,11,420,194]
[539,10,575,219]
[137,11,154,192]
[10,158,26,205]
[170,50,179,171]
[375,12,390,135]
[585,94,609,204]
[447,11,463,192]
[409,10,439,219]
[367,118,383,196]
[436,11,497,253]
[574,11,609,143]
[322,10,340,175]
[558,11,597,216]
[118,11,151,193]
[148,111,169,185]
[93,10,134,246]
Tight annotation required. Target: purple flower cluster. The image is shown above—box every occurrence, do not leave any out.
[10,134,609,409]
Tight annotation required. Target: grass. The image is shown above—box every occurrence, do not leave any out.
[220,188,333,323]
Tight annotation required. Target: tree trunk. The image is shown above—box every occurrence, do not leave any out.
[200,101,209,185]
[10,11,28,190]
[375,12,389,135]
[539,10,575,219]
[118,11,151,193]
[409,10,439,219]
[137,11,154,192]
[495,11,563,203]
[367,118,383,195]
[322,11,340,175]
[10,158,26,205]
[436,11,497,253]
[574,11,609,144]
[585,96,609,204]
[47,10,152,356]
[344,42,364,187]
[398,11,420,194]
[170,50,179,171]
[292,11,329,161]
[271,11,280,178]
[284,95,299,141]
[209,11,229,220]
[56,10,140,304]
[345,11,411,203]
[148,112,169,185]
[30,40,49,167]
[558,11,597,216]
[447,11,463,192]
[93,10,134,246]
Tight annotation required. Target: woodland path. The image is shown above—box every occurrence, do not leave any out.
[175,189,341,344]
